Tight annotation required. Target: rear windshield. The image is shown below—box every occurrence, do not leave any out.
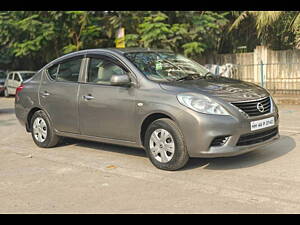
[20,72,35,81]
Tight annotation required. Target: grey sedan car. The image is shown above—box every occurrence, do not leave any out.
[15,48,279,170]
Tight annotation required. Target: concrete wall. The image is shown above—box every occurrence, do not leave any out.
[200,46,300,94]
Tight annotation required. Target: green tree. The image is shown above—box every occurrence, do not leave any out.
[0,11,232,69]
[4,11,298,71]
[229,11,300,50]
[118,11,229,58]
[0,11,57,69]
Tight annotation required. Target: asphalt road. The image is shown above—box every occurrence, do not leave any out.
[0,96,300,213]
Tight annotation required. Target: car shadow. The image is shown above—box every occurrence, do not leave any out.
[182,135,295,171]
[0,108,15,115]
[60,137,146,158]
[58,135,295,171]
[0,96,15,99]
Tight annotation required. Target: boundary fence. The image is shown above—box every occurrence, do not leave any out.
[201,46,300,95]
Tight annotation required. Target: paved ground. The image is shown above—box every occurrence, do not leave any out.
[0,96,300,214]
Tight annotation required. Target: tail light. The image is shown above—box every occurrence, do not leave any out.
[15,84,24,101]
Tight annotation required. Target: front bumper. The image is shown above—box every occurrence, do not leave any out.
[197,131,279,158]
[176,107,280,158]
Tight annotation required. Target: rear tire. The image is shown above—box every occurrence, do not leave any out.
[30,110,61,148]
[144,118,189,171]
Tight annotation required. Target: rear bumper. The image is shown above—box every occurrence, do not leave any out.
[15,97,30,131]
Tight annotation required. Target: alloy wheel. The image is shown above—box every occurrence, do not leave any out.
[32,117,48,143]
[149,128,175,163]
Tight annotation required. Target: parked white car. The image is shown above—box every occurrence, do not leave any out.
[4,71,36,96]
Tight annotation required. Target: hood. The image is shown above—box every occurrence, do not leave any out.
[159,76,269,102]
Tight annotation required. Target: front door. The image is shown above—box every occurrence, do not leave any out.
[39,56,83,134]
[78,56,137,141]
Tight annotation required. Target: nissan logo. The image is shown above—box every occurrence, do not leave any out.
[257,103,265,112]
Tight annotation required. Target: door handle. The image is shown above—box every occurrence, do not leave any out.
[83,95,94,100]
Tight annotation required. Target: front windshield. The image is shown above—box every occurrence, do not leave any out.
[124,52,210,82]
[0,71,6,79]
[20,72,35,81]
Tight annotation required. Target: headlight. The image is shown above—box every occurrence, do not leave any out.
[177,93,229,115]
[270,96,277,112]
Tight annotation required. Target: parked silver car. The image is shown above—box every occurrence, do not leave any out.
[15,48,279,170]
[4,71,36,96]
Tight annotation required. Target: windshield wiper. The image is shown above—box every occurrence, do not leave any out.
[175,73,207,81]
[175,74,194,81]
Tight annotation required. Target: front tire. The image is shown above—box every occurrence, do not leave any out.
[144,118,189,171]
[30,110,61,148]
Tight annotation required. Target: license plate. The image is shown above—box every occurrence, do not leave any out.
[250,117,275,131]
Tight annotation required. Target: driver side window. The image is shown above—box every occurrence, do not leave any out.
[87,57,126,85]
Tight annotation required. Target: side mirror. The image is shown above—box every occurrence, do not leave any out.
[110,74,131,86]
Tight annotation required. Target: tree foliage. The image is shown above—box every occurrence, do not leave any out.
[229,11,300,50]
[0,11,299,70]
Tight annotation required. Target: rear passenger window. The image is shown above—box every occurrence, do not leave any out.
[47,57,82,82]
[48,64,59,80]
[57,58,82,82]
[14,74,21,81]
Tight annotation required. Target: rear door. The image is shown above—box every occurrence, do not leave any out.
[12,72,22,91]
[39,56,84,134]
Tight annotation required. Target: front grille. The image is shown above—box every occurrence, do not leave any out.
[231,97,271,117]
[236,127,278,146]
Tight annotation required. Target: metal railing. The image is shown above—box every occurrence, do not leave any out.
[205,62,300,95]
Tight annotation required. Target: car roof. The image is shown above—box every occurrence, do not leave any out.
[105,47,173,54]
[42,48,174,70]
[69,48,173,56]
[62,47,172,56]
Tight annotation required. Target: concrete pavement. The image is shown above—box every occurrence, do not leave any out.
[0,97,300,213]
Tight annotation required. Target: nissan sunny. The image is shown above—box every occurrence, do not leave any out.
[15,48,280,170]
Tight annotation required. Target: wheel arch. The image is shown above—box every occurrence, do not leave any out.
[139,112,176,147]
[26,107,42,132]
